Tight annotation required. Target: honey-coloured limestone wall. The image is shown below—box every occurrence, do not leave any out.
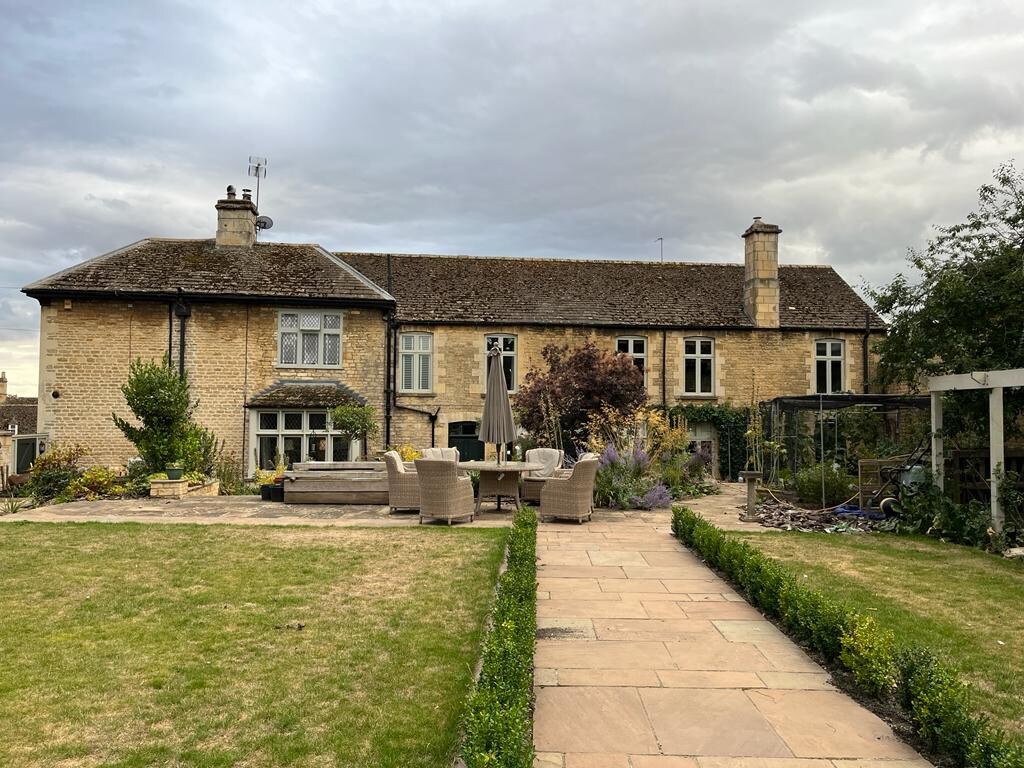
[36,298,388,469]
[392,323,884,450]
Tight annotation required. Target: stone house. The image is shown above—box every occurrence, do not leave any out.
[23,187,884,476]
[0,372,41,477]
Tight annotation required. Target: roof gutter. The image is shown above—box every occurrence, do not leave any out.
[22,288,396,311]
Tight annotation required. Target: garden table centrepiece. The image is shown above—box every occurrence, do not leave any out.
[457,460,544,515]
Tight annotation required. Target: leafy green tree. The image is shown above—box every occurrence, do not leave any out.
[869,162,1024,435]
[112,359,198,472]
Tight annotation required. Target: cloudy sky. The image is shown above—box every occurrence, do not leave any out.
[1,1,1022,397]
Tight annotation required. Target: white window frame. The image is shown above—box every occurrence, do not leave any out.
[251,409,359,473]
[399,332,433,394]
[485,333,518,393]
[815,338,845,394]
[683,337,715,396]
[277,310,343,369]
[616,336,648,385]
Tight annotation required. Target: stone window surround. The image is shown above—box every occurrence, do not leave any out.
[485,333,518,393]
[616,335,648,386]
[683,336,716,396]
[276,309,343,370]
[398,332,434,394]
[815,337,846,394]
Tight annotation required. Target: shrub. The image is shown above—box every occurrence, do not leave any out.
[64,466,125,501]
[461,507,537,768]
[111,359,198,472]
[513,341,646,451]
[840,615,897,697]
[28,444,89,504]
[793,462,854,507]
[896,476,999,551]
[178,424,218,476]
[672,506,1024,768]
[330,404,380,446]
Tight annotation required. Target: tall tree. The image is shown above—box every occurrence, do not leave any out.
[869,162,1024,435]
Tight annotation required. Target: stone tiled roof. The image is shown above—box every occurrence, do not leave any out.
[337,253,884,330]
[23,239,393,306]
[0,397,38,434]
[246,381,367,409]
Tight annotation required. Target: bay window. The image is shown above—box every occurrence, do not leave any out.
[253,410,358,470]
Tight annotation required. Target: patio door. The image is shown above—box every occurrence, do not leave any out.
[448,421,484,461]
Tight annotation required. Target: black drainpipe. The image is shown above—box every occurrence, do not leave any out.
[173,288,192,378]
[384,312,393,446]
[384,254,394,446]
[660,329,668,408]
[862,310,871,394]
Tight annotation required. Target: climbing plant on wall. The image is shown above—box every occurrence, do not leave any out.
[661,403,751,481]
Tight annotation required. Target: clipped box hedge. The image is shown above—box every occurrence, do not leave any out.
[461,507,537,768]
[672,506,1024,768]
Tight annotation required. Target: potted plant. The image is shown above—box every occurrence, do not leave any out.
[165,462,184,481]
[330,404,380,460]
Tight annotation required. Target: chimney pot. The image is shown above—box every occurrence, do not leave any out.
[242,188,252,201]
[0,371,7,401]
[226,185,236,199]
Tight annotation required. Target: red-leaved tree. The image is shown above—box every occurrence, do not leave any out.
[512,341,647,455]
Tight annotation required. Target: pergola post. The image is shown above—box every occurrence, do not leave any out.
[990,386,1004,532]
[930,391,944,490]
[928,368,1024,533]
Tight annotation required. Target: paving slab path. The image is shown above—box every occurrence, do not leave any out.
[533,493,931,768]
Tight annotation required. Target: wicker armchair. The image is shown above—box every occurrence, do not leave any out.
[521,448,564,503]
[539,457,599,523]
[553,451,599,479]
[414,459,475,525]
[383,450,419,513]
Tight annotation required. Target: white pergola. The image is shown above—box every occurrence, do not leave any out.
[928,367,1024,532]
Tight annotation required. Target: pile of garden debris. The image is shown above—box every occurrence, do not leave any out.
[744,497,885,533]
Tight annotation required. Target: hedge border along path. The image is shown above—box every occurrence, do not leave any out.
[671,506,1024,768]
[460,506,537,768]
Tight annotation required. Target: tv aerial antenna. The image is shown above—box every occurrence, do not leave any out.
[247,155,267,209]
[247,155,273,240]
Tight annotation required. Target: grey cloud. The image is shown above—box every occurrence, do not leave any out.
[0,0,1022,396]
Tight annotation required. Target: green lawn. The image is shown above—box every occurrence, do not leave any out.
[0,522,509,768]
[732,530,1024,737]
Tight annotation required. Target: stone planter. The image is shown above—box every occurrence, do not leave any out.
[150,478,188,499]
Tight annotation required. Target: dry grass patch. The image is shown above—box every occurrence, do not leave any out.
[732,530,1024,736]
[0,522,508,767]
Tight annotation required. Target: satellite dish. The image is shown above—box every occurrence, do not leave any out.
[255,215,274,231]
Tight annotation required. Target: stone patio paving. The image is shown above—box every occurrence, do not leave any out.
[533,489,930,768]
[2,496,512,527]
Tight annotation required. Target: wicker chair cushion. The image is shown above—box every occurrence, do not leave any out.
[421,447,459,462]
[525,448,562,478]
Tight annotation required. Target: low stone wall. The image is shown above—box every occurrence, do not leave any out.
[150,479,221,499]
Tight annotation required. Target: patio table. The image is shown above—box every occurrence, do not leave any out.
[457,460,544,515]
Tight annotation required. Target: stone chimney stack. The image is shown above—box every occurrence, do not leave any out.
[741,217,782,328]
[0,371,7,401]
[215,185,257,247]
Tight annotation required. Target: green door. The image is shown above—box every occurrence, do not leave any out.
[448,421,484,461]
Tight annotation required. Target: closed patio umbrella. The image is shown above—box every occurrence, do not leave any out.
[480,346,517,463]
